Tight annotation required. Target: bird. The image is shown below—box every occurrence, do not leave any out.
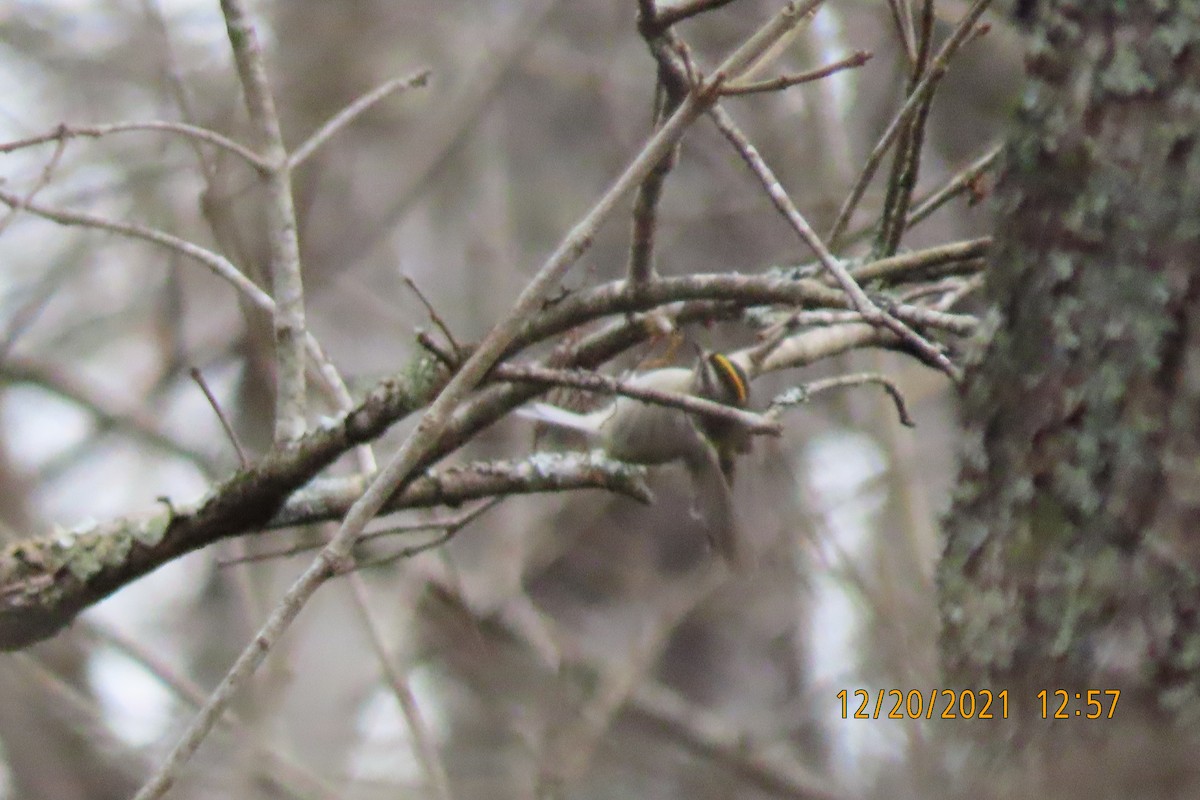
[518,350,753,565]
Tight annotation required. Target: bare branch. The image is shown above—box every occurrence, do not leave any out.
[217,0,308,446]
[495,362,782,436]
[885,0,918,66]
[81,622,343,800]
[629,12,690,287]
[0,130,69,239]
[221,499,500,565]
[875,0,939,256]
[189,367,248,468]
[270,455,651,532]
[754,322,893,373]
[714,0,825,84]
[341,0,561,269]
[0,184,372,469]
[708,105,960,379]
[720,50,871,96]
[771,372,916,427]
[630,683,844,799]
[846,237,989,284]
[2,356,210,468]
[342,575,453,800]
[907,142,1002,228]
[632,13,958,379]
[0,120,269,172]
[0,232,981,649]
[404,273,463,359]
[827,0,994,247]
[289,69,432,169]
[0,446,653,653]
[0,187,272,312]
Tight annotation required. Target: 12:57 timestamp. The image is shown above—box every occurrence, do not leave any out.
[1037,689,1120,719]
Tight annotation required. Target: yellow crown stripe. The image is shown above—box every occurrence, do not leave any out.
[709,353,748,406]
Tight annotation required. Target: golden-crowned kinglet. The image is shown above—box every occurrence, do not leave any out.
[519,351,752,565]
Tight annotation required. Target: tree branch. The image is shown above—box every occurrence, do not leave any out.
[219,0,308,443]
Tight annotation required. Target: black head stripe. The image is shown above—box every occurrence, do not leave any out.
[708,353,749,406]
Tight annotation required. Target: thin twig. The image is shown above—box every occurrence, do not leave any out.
[404,274,462,358]
[0,259,75,367]
[874,0,938,257]
[720,50,871,96]
[134,4,366,466]
[0,130,69,239]
[629,0,828,286]
[143,0,361,453]
[632,17,953,378]
[933,272,985,310]
[0,174,368,468]
[220,500,498,566]
[629,9,690,286]
[885,0,918,67]
[416,330,462,371]
[338,0,562,271]
[0,188,272,313]
[0,120,269,172]
[342,573,454,800]
[4,356,210,467]
[847,237,990,285]
[713,0,827,84]
[189,367,248,468]
[625,105,681,285]
[757,308,873,334]
[915,0,937,75]
[137,0,216,180]
[837,144,1002,248]
[538,571,726,793]
[827,0,994,248]
[907,142,1002,228]
[771,372,915,427]
[895,274,975,303]
[497,362,780,435]
[351,498,501,569]
[83,621,342,800]
[708,105,960,379]
[752,322,888,373]
[302,332,377,475]
[289,70,431,169]
[753,244,988,362]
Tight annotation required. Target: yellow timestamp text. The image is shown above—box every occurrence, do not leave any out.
[1037,689,1120,719]
[836,689,1009,720]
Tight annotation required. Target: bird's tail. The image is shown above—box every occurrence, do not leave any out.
[514,402,604,437]
[687,449,745,569]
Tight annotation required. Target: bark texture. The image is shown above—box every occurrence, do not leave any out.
[941,0,1200,712]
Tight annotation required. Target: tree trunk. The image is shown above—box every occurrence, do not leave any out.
[941,0,1200,717]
